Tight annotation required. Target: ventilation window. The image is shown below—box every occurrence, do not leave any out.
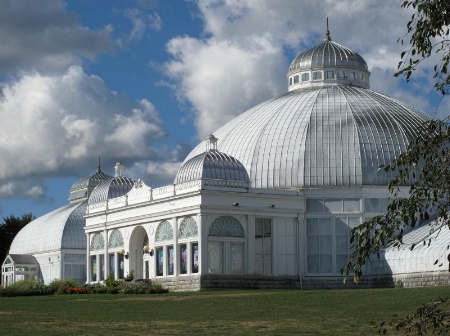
[302,73,310,82]
[294,75,299,84]
[337,71,347,79]
[325,71,335,79]
[313,71,322,80]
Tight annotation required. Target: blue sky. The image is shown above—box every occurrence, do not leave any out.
[0,0,447,219]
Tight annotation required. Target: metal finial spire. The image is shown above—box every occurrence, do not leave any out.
[325,17,332,41]
[97,155,101,173]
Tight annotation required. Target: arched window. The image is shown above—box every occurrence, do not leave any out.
[313,71,322,80]
[90,233,105,282]
[178,217,199,275]
[209,216,245,237]
[107,230,124,280]
[179,217,198,238]
[108,230,124,248]
[293,75,299,84]
[91,233,104,250]
[155,221,174,277]
[155,221,173,241]
[208,216,245,275]
[302,73,310,82]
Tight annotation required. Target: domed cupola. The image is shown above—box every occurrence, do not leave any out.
[287,20,370,91]
[69,158,113,203]
[88,162,135,204]
[175,134,249,184]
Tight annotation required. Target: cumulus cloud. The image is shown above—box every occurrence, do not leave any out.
[0,0,112,74]
[164,0,437,139]
[0,65,167,197]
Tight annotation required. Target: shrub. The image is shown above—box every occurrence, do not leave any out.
[0,280,52,297]
[104,274,123,288]
[48,279,78,292]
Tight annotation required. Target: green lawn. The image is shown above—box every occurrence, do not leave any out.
[0,286,449,335]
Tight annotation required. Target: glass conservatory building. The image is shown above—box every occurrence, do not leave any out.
[4,28,450,289]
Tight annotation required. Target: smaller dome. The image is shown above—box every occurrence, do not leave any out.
[175,149,249,184]
[287,24,370,91]
[88,175,135,204]
[69,160,112,202]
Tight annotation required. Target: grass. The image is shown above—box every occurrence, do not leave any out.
[0,286,449,335]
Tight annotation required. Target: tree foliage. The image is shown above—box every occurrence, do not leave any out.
[340,1,450,334]
[396,0,450,95]
[0,213,34,264]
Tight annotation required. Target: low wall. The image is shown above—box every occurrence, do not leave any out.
[151,271,450,292]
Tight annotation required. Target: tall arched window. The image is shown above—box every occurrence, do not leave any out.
[90,233,105,282]
[178,217,199,275]
[155,221,174,277]
[208,216,245,274]
[107,230,125,280]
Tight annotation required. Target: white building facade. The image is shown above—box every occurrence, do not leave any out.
[4,28,450,289]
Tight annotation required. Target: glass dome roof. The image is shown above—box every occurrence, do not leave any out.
[9,201,87,254]
[287,27,370,90]
[88,175,135,204]
[175,148,249,184]
[184,85,430,189]
[69,163,112,202]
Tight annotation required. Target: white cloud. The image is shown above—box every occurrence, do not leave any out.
[0,65,166,198]
[164,0,438,139]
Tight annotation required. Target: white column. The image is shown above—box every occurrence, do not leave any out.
[247,215,255,274]
[104,228,109,279]
[198,214,208,274]
[272,217,277,276]
[173,218,178,276]
[86,233,91,283]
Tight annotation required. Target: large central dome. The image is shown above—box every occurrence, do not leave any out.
[184,30,430,189]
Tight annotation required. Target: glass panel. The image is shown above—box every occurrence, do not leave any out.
[118,254,124,279]
[325,71,334,79]
[255,218,272,275]
[319,254,332,273]
[192,243,199,273]
[167,246,174,275]
[319,236,332,253]
[144,261,149,279]
[307,254,319,273]
[306,218,319,235]
[348,217,360,228]
[179,217,198,238]
[156,221,173,241]
[324,198,342,213]
[179,244,187,274]
[343,198,360,212]
[108,230,124,248]
[336,254,349,270]
[156,247,164,276]
[209,216,245,237]
[91,255,97,282]
[319,218,332,234]
[364,198,380,212]
[99,254,105,281]
[313,71,322,80]
[302,73,309,81]
[294,75,299,83]
[335,217,348,234]
[307,236,319,254]
[231,243,244,274]
[306,199,323,212]
[208,242,223,274]
[335,235,349,253]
